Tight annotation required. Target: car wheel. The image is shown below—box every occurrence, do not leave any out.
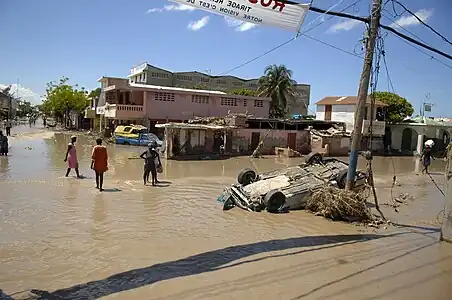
[123,141,130,145]
[336,169,348,189]
[305,152,322,165]
[237,168,257,185]
[264,189,286,213]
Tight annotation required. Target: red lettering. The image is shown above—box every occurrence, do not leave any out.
[260,0,272,7]
[248,0,286,12]
[272,0,286,12]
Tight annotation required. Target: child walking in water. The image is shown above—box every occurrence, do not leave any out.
[64,136,81,178]
[91,138,108,191]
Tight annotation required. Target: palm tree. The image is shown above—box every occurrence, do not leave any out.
[257,64,296,118]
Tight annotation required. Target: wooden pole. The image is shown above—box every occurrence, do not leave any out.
[345,0,382,190]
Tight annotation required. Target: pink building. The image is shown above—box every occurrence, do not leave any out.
[96,77,270,125]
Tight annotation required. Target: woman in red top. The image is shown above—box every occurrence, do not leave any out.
[91,138,108,191]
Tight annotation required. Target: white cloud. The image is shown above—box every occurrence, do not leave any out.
[0,84,41,104]
[187,16,210,31]
[147,4,195,14]
[328,19,361,33]
[224,17,257,32]
[390,9,433,28]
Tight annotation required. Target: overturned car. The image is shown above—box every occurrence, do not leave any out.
[217,152,368,213]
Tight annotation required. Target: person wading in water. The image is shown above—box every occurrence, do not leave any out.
[0,131,8,156]
[140,141,161,186]
[91,138,108,191]
[64,135,81,178]
[421,144,434,174]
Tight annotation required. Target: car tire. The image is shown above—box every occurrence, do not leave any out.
[237,168,257,186]
[264,189,286,213]
[123,141,130,145]
[336,169,348,189]
[305,152,322,165]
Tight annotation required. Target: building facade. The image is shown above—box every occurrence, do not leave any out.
[315,96,387,134]
[127,62,311,116]
[92,77,271,129]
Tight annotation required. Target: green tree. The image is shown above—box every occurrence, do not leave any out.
[372,91,414,124]
[41,77,89,125]
[88,87,101,99]
[16,100,34,118]
[257,64,296,118]
[229,88,258,96]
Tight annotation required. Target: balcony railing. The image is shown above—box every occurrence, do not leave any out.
[104,104,144,119]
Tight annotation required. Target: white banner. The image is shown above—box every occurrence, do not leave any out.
[169,0,310,32]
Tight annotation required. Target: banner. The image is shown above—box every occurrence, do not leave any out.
[169,0,310,32]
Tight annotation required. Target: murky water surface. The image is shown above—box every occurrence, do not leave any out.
[1,124,451,299]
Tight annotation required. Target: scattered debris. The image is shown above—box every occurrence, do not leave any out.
[306,185,388,227]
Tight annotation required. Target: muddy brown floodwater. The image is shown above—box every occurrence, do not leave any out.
[1,123,452,300]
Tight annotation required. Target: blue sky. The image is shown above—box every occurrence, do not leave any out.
[1,0,451,116]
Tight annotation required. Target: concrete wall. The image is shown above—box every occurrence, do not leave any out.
[232,128,310,155]
[390,124,452,153]
[145,91,270,121]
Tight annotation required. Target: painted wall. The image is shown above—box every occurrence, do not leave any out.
[232,128,310,155]
[390,124,452,152]
[145,91,269,121]
[316,103,382,132]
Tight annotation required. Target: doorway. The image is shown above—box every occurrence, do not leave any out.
[325,105,332,121]
[251,132,260,150]
[287,132,297,150]
[401,128,413,151]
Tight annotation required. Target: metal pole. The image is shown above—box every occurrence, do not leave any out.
[346,0,382,190]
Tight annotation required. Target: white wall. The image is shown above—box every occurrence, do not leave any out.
[315,104,325,121]
[331,104,355,131]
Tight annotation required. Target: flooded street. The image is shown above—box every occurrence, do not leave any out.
[1,124,452,299]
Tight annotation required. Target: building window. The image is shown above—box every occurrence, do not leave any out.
[152,72,169,79]
[216,79,227,85]
[155,92,175,102]
[243,99,247,107]
[233,82,243,87]
[192,95,209,104]
[220,97,237,106]
[176,75,193,81]
[248,83,257,88]
[254,100,263,108]
[201,77,210,83]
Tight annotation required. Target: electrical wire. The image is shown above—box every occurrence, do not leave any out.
[381,13,452,70]
[391,0,452,47]
[219,0,364,75]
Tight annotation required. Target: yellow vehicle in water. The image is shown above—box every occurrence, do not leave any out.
[114,125,163,146]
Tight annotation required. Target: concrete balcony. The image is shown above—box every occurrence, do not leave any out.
[104,104,145,119]
[362,120,386,136]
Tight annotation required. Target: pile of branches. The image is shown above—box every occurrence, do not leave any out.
[188,116,228,126]
[306,186,373,222]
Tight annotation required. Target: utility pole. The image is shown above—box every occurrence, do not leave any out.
[345,0,382,190]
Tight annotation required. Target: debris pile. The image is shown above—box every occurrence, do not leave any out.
[188,113,252,126]
[310,127,350,137]
[306,185,373,222]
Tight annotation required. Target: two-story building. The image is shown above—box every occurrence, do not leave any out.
[91,76,271,131]
[315,96,387,133]
[127,62,311,116]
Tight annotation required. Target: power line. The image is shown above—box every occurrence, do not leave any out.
[309,6,452,61]
[381,13,452,70]
[382,52,395,92]
[391,0,452,47]
[219,0,363,75]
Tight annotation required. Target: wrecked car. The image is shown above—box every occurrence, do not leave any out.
[217,152,368,213]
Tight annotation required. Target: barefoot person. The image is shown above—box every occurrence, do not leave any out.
[91,138,108,191]
[64,136,81,178]
[421,144,433,174]
[140,141,161,186]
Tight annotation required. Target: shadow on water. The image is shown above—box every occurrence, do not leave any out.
[25,233,399,300]
[99,188,121,193]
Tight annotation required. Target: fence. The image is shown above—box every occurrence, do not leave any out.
[441,146,452,242]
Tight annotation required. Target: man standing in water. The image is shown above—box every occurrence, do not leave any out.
[5,119,11,136]
[64,135,81,178]
[0,131,8,156]
[140,141,161,186]
[421,143,433,174]
[91,138,108,191]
